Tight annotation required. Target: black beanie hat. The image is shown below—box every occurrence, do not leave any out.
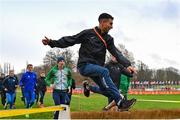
[57,56,65,63]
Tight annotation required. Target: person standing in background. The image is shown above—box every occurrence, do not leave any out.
[119,74,130,101]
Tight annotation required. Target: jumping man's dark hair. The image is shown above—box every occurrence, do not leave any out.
[98,13,114,22]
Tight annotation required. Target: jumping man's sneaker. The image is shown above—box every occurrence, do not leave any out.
[118,98,136,111]
[102,106,109,111]
[119,98,137,111]
[83,81,90,97]
[129,98,137,109]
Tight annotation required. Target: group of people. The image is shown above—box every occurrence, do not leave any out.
[0,64,47,110]
[0,60,75,119]
[1,12,136,119]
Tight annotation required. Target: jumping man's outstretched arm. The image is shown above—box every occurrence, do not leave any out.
[42,30,86,48]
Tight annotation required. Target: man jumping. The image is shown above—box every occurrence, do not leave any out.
[42,13,136,111]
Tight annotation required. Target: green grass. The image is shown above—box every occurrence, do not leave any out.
[129,94,180,109]
[0,92,180,119]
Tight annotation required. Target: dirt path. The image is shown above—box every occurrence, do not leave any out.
[71,109,180,119]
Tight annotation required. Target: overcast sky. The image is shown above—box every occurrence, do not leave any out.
[0,0,180,73]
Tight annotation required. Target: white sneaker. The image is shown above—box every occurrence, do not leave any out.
[4,103,7,109]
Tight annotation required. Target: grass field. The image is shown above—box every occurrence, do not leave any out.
[0,92,180,119]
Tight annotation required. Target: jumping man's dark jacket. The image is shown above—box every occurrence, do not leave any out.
[48,27,131,68]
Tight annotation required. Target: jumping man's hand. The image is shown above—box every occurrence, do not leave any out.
[127,66,137,74]
[42,36,50,45]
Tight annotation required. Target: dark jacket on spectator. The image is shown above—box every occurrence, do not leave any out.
[37,77,47,92]
[3,75,18,93]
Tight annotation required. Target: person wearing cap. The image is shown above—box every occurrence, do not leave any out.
[45,56,72,119]
[42,13,136,111]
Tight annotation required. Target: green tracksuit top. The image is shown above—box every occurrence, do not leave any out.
[45,65,72,90]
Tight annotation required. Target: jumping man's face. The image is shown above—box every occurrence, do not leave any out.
[101,19,113,33]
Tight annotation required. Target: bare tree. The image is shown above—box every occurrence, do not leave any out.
[136,60,153,81]
[117,44,135,66]
[106,43,135,65]
[43,48,75,68]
